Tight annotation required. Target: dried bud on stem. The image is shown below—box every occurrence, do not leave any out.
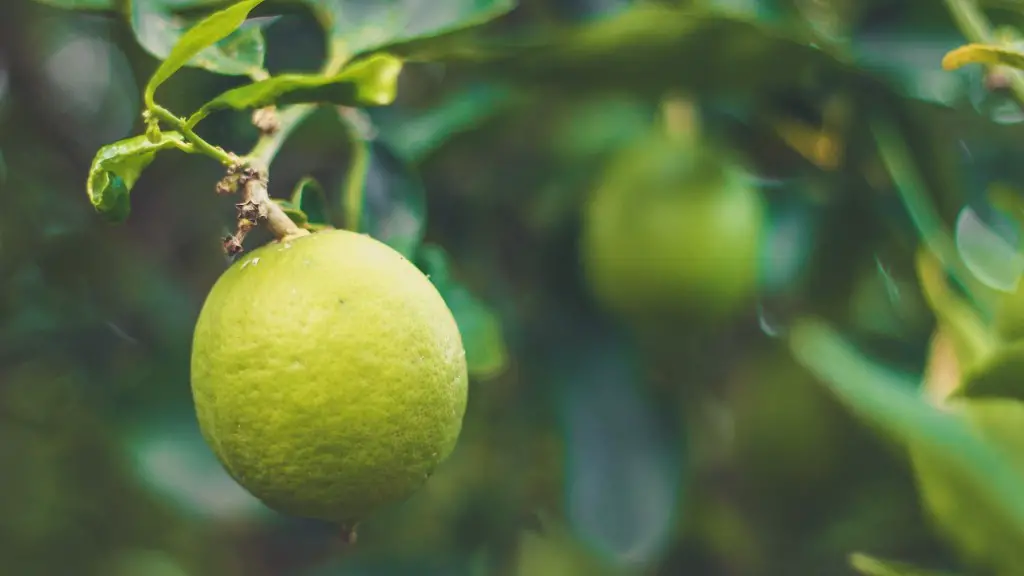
[219,161,310,256]
[339,524,358,546]
[223,234,244,256]
[252,106,281,136]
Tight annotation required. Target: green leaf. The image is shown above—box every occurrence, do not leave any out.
[787,318,1024,573]
[444,282,508,379]
[870,117,998,317]
[372,83,517,164]
[385,6,839,92]
[273,199,308,227]
[849,552,958,576]
[144,0,265,107]
[188,54,402,124]
[942,43,1024,72]
[849,29,968,107]
[289,177,329,226]
[912,399,1024,573]
[130,0,271,80]
[416,245,507,379]
[915,249,997,385]
[956,341,1024,401]
[31,0,116,9]
[310,0,516,61]
[347,139,427,260]
[87,132,188,222]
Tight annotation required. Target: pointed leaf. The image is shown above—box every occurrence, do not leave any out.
[144,0,265,106]
[942,44,1024,72]
[789,319,1024,574]
[416,243,450,285]
[188,54,401,124]
[289,177,329,226]
[272,199,308,227]
[87,132,188,222]
[442,283,507,379]
[849,552,958,576]
[130,0,271,80]
[309,0,516,60]
[417,244,507,379]
[122,411,271,522]
[557,323,683,566]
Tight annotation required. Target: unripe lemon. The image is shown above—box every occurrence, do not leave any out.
[190,228,469,526]
[580,130,765,319]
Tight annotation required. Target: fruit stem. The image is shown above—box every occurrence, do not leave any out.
[245,166,311,242]
[223,41,353,249]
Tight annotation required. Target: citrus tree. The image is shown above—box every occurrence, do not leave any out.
[14,0,1024,575]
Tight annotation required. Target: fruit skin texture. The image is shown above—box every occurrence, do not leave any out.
[580,131,765,319]
[190,229,469,525]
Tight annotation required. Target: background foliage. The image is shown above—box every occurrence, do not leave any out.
[8,0,1024,575]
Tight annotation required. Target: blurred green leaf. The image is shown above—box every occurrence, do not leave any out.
[309,0,517,60]
[849,552,958,576]
[913,399,1024,573]
[384,5,855,98]
[130,0,271,81]
[31,0,115,9]
[187,54,401,125]
[915,249,997,384]
[956,341,1024,401]
[347,138,427,259]
[849,29,967,107]
[121,412,271,522]
[273,199,308,227]
[144,0,265,106]
[871,117,998,317]
[373,84,517,164]
[417,244,507,379]
[943,43,1024,72]
[442,283,507,379]
[554,321,683,566]
[290,177,328,226]
[788,318,1024,572]
[86,132,188,222]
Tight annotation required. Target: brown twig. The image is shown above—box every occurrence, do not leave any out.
[221,161,309,252]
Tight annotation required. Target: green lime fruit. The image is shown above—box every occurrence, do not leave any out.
[190,228,469,526]
[580,130,766,319]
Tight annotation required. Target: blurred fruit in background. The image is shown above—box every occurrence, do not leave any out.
[580,121,766,322]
